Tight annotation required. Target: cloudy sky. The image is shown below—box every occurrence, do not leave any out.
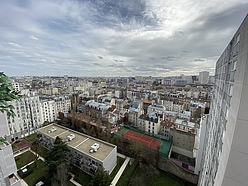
[0,0,247,77]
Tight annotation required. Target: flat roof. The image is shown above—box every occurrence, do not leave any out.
[37,124,116,162]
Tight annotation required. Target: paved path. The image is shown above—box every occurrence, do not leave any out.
[13,147,30,157]
[29,149,45,162]
[69,173,82,186]
[20,179,29,186]
[111,157,130,186]
[117,153,126,159]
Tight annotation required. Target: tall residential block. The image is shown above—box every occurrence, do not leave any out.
[3,95,42,142]
[199,71,209,84]
[198,14,248,186]
[0,113,21,186]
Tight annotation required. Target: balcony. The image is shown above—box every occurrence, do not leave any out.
[9,173,21,186]
[230,71,235,82]
[0,138,9,149]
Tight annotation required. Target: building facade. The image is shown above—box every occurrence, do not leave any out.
[199,15,248,186]
[0,113,21,186]
[199,71,209,84]
[54,95,71,117]
[40,99,56,124]
[3,96,42,142]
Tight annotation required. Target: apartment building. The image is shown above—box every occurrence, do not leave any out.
[137,112,164,135]
[147,104,166,114]
[11,82,20,93]
[199,71,209,84]
[170,119,198,159]
[128,100,144,125]
[0,113,21,186]
[40,99,56,124]
[54,95,71,117]
[198,15,248,186]
[85,100,110,119]
[37,124,117,175]
[3,96,42,142]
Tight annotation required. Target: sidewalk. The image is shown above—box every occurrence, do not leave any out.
[14,147,30,157]
[20,179,29,186]
[111,157,130,186]
[117,153,126,159]
[29,149,45,162]
[69,173,82,186]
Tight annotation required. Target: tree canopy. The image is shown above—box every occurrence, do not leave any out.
[89,167,112,186]
[45,137,70,185]
[0,72,19,117]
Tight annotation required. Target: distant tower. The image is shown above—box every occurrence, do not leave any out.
[71,93,79,112]
[199,71,209,84]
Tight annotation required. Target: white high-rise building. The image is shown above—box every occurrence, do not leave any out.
[11,82,20,93]
[3,96,42,142]
[0,113,21,186]
[199,71,209,84]
[40,99,56,124]
[198,15,248,186]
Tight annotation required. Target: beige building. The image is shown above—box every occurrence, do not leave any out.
[170,119,198,159]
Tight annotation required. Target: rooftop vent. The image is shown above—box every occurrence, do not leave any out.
[48,127,57,133]
[66,134,75,141]
[89,143,99,153]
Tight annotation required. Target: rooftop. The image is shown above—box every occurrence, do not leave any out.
[38,124,116,162]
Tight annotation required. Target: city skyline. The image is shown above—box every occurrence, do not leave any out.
[1,0,247,77]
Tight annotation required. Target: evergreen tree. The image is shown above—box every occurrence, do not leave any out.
[89,168,112,186]
[0,72,19,117]
[45,137,70,185]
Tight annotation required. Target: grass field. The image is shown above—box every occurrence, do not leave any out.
[129,164,196,186]
[25,133,37,142]
[71,165,92,186]
[23,160,48,186]
[110,156,125,180]
[15,151,36,169]
[116,160,138,186]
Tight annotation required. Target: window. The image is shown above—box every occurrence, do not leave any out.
[237,34,240,43]
[229,85,233,96]
[232,61,237,71]
[225,108,229,119]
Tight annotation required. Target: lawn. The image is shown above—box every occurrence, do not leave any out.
[25,133,37,142]
[31,143,49,159]
[71,165,92,186]
[23,160,48,186]
[116,160,138,186]
[129,165,196,186]
[67,181,76,186]
[151,170,182,186]
[15,151,36,169]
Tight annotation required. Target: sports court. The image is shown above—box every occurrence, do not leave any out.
[123,130,161,151]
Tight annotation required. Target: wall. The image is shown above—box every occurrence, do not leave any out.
[158,156,198,185]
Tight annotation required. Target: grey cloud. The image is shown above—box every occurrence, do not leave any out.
[0,0,247,77]
[93,63,101,66]
[194,58,205,61]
